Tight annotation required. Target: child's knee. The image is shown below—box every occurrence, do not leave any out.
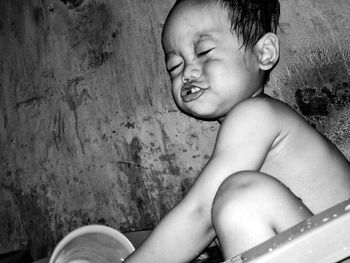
[211,171,312,234]
[211,171,284,228]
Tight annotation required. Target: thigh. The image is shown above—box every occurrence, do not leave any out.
[213,171,312,229]
[211,171,313,259]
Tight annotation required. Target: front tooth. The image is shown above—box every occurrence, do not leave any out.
[191,87,200,93]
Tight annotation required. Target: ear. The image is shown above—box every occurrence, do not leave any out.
[253,33,279,71]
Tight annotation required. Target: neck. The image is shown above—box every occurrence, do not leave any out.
[217,90,266,124]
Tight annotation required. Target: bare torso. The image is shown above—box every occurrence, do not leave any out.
[124,96,350,263]
[259,97,350,213]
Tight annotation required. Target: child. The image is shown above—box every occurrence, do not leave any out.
[125,0,350,262]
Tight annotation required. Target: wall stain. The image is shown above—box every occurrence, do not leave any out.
[52,110,65,152]
[159,153,180,176]
[121,121,136,129]
[33,6,44,25]
[295,88,330,116]
[64,77,93,154]
[295,80,350,116]
[0,180,56,259]
[281,48,350,151]
[87,50,113,69]
[68,2,114,70]
[180,177,194,198]
[111,21,123,39]
[16,96,44,109]
[158,121,181,176]
[130,137,142,164]
[59,0,85,9]
[115,137,159,229]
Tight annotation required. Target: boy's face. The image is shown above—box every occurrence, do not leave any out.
[162,1,264,121]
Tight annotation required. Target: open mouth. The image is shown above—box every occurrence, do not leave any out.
[181,85,206,102]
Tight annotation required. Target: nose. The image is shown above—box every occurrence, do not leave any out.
[182,59,201,83]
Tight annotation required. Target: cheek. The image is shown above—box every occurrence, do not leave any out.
[170,79,181,99]
[203,59,233,83]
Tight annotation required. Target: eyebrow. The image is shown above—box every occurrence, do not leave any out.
[164,33,216,60]
[195,34,214,44]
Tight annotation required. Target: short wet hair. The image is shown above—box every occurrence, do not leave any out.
[174,0,280,49]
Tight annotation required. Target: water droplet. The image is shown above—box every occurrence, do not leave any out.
[332,214,338,218]
[230,255,244,263]
[345,204,350,211]
[268,248,273,252]
[322,217,329,223]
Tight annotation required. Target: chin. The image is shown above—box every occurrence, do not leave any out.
[177,101,224,121]
[183,109,222,121]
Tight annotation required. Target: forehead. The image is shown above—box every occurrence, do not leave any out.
[161,1,230,50]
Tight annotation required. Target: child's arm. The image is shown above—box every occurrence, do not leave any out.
[124,98,281,263]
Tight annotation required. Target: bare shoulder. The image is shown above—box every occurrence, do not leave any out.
[221,95,294,131]
[213,96,290,164]
[216,95,308,156]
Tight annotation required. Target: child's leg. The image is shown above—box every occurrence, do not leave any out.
[211,171,313,260]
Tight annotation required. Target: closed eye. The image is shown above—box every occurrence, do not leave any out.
[167,62,183,73]
[197,48,214,57]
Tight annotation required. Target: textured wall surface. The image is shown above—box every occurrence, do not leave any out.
[0,0,349,260]
[273,0,350,158]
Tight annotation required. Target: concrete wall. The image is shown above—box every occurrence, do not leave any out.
[0,0,348,260]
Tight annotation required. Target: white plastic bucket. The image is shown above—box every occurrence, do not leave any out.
[49,225,135,263]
